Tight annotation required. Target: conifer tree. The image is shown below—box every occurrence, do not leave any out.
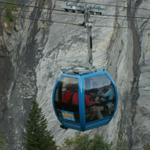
[0,132,5,149]
[26,101,57,150]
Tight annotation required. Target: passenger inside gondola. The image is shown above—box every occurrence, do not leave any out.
[96,85,115,115]
[54,78,80,123]
[55,78,100,122]
[85,90,104,121]
[85,76,115,122]
[61,85,96,121]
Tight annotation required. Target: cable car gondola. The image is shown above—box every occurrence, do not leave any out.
[52,68,118,131]
[52,5,118,131]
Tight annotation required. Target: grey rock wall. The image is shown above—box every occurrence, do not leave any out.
[0,0,149,150]
[0,0,53,149]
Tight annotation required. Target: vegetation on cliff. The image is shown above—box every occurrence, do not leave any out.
[144,144,150,150]
[4,0,17,24]
[0,132,6,149]
[25,101,57,150]
[62,134,110,150]
[2,0,18,31]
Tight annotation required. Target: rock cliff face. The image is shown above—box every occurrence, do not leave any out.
[0,0,149,150]
[0,0,53,149]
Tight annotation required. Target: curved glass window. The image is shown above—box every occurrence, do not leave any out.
[54,77,80,123]
[84,75,115,122]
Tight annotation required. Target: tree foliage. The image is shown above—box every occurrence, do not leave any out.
[116,140,128,150]
[26,101,57,150]
[63,134,110,150]
[4,0,17,24]
[0,132,5,149]
[144,144,150,150]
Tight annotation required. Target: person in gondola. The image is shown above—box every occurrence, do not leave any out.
[62,88,98,120]
[62,86,95,107]
[96,85,115,115]
[72,91,95,107]
[72,91,104,121]
[86,92,104,121]
[62,88,72,105]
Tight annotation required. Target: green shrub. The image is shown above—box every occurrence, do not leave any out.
[116,137,128,150]
[25,100,57,150]
[116,147,128,150]
[0,133,5,149]
[63,134,110,150]
[0,136,4,146]
[4,0,17,24]
[144,144,150,150]
[88,134,110,150]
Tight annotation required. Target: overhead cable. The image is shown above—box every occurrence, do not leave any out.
[0,1,149,20]
[0,13,150,30]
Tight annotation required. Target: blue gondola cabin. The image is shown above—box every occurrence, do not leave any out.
[52,69,118,131]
